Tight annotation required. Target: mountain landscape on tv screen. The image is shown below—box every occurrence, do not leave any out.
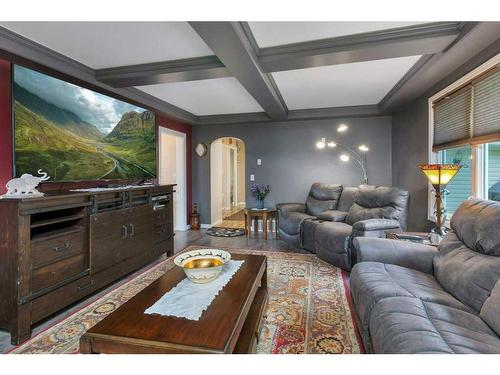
[13,66,156,181]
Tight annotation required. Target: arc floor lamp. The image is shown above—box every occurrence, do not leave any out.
[316,124,369,184]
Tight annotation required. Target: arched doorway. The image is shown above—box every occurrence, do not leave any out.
[210,137,246,227]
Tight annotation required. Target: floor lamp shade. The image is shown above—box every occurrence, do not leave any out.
[419,164,462,188]
[419,163,462,236]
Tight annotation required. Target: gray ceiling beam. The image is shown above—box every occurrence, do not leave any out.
[95,55,231,88]
[189,22,288,121]
[258,22,463,73]
[193,105,381,125]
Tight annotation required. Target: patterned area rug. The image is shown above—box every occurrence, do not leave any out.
[8,247,363,354]
[206,227,246,236]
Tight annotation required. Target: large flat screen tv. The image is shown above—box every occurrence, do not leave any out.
[13,64,156,182]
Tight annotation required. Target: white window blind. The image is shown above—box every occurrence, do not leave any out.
[472,68,500,139]
[433,85,472,149]
[432,65,500,151]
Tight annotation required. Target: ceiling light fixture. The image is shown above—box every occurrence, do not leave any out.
[316,138,326,149]
[315,134,370,184]
[337,124,348,132]
[340,154,350,162]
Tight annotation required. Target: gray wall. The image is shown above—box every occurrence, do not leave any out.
[192,117,392,224]
[392,98,430,231]
[392,39,500,231]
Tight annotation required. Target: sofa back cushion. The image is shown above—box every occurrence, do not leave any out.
[337,186,358,212]
[434,199,500,313]
[345,185,409,228]
[305,183,343,216]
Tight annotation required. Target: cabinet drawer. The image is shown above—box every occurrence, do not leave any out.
[154,223,173,243]
[31,275,96,323]
[32,254,88,293]
[152,238,174,258]
[31,228,86,269]
[154,208,172,223]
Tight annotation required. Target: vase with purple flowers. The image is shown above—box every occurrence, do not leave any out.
[250,183,270,209]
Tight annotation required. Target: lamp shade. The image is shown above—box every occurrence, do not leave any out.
[419,164,462,187]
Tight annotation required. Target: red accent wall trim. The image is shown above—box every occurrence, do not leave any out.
[0,59,12,194]
[156,115,193,226]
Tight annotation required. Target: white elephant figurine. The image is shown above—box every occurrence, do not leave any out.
[3,169,50,197]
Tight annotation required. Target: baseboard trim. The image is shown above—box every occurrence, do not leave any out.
[201,224,212,229]
[175,224,191,231]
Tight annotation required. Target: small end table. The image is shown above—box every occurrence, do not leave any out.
[244,208,278,240]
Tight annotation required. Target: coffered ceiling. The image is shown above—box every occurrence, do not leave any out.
[0,21,494,125]
[272,55,422,109]
[247,22,425,48]
[0,22,213,69]
[137,77,263,116]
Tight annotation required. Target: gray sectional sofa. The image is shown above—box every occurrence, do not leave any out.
[277,183,409,270]
[350,199,500,353]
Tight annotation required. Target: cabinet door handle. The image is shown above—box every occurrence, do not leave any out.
[52,241,70,252]
[122,225,128,239]
[129,223,135,237]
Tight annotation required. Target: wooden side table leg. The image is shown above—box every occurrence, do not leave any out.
[263,214,268,240]
[275,214,279,239]
[254,217,259,235]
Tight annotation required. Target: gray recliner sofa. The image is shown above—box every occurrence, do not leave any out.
[277,183,409,271]
[350,199,500,353]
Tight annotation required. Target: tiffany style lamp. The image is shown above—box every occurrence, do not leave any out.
[419,164,462,235]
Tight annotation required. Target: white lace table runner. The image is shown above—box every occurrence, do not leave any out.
[144,260,244,321]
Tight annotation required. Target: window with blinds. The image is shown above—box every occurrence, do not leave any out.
[432,66,500,151]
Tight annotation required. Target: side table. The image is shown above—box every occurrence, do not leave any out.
[244,208,278,240]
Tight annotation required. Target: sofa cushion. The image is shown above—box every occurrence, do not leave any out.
[337,186,358,212]
[450,199,500,256]
[305,183,343,216]
[370,297,500,354]
[345,185,409,227]
[434,231,500,313]
[316,210,347,222]
[279,212,314,235]
[350,262,473,334]
[314,221,353,271]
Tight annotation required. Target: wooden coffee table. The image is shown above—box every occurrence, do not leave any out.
[80,254,268,354]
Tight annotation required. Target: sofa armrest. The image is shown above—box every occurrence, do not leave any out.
[316,210,348,222]
[353,237,438,274]
[352,219,401,231]
[276,203,306,214]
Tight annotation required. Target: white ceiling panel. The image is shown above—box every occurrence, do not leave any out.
[0,22,214,69]
[248,22,427,48]
[272,55,422,110]
[136,77,264,116]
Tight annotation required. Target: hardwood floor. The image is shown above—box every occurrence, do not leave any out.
[0,229,304,353]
